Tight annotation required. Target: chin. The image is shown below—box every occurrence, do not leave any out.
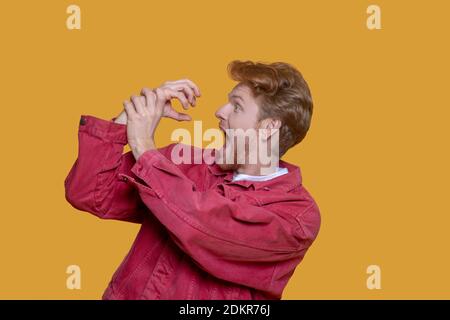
[214,140,239,172]
[215,161,239,172]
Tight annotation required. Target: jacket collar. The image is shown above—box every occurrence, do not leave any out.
[207,160,302,192]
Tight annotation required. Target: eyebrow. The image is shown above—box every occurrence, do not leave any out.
[228,93,245,104]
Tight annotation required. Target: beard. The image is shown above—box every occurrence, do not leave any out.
[215,127,240,171]
[214,133,253,172]
[213,126,280,175]
[214,135,239,172]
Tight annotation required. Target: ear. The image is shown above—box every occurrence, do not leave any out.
[259,118,281,141]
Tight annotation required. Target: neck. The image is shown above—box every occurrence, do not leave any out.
[236,161,279,176]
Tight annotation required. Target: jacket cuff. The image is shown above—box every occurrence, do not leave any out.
[130,149,179,196]
[78,115,127,145]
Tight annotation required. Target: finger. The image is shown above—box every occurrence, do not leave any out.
[137,96,146,111]
[140,87,153,95]
[164,88,190,110]
[173,84,196,106]
[123,100,136,118]
[130,95,145,115]
[141,88,156,108]
[174,78,201,97]
[154,88,167,115]
[165,108,192,122]
[145,91,157,112]
[160,82,192,104]
[139,96,146,106]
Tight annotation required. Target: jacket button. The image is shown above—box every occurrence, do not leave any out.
[79,117,87,125]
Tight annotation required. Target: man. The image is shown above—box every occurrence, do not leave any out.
[64,60,321,300]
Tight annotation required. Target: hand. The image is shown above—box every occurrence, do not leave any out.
[125,84,201,160]
[114,78,201,124]
[124,89,163,160]
[146,78,201,121]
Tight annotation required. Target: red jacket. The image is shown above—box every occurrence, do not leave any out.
[64,115,321,300]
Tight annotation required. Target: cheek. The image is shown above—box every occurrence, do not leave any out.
[229,113,257,130]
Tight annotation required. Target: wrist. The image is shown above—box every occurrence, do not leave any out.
[113,111,127,125]
[132,140,156,159]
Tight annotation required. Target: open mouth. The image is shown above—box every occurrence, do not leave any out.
[218,124,227,144]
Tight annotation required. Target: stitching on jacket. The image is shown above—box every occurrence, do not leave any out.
[115,237,164,298]
[140,239,172,299]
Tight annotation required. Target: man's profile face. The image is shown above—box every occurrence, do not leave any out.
[214,83,262,171]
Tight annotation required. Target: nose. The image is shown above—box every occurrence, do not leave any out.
[215,104,227,121]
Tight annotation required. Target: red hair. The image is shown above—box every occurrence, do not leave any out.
[228,60,313,156]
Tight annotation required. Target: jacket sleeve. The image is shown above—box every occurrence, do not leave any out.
[64,115,176,223]
[125,149,321,293]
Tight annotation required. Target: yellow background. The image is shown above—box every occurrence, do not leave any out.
[0,0,449,299]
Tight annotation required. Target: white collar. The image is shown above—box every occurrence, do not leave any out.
[232,167,289,182]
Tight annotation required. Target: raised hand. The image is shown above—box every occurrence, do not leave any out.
[143,78,201,122]
[114,78,201,125]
